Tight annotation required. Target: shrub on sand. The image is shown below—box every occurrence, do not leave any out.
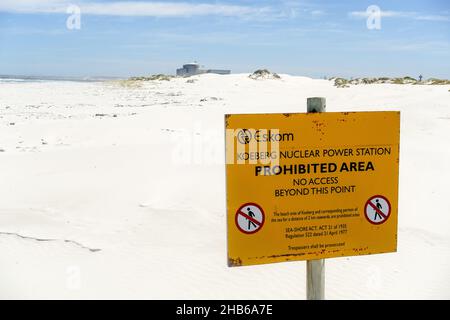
[249,69,281,80]
[129,74,173,81]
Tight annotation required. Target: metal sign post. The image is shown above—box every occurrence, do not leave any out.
[306,97,326,300]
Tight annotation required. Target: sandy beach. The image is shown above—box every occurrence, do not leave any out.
[0,74,449,299]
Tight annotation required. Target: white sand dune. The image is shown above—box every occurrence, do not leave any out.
[0,74,449,299]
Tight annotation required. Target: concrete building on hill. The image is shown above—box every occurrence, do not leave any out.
[176,62,231,77]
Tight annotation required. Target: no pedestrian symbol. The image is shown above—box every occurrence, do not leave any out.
[235,203,265,234]
[365,195,391,225]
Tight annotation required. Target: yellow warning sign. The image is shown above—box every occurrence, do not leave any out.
[225,111,400,267]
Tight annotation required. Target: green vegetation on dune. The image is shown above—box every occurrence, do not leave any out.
[332,76,450,88]
[427,78,450,85]
[129,74,174,81]
[249,69,281,80]
[334,78,350,88]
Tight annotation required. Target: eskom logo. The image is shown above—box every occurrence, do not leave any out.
[237,129,294,144]
[237,129,252,144]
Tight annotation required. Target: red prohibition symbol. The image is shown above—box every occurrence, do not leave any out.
[235,203,265,234]
[364,195,391,225]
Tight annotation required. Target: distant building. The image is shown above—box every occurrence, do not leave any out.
[176,62,231,77]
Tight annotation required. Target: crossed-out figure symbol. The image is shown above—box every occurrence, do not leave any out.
[246,207,257,230]
[374,199,383,221]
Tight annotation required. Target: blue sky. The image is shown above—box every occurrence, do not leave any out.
[0,0,449,78]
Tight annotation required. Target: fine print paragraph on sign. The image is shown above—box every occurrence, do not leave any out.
[225,111,400,267]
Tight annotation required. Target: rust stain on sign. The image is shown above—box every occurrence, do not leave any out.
[225,114,232,127]
[228,257,243,267]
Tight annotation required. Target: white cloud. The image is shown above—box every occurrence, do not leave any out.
[0,0,271,18]
[310,10,325,16]
[82,2,267,17]
[368,40,450,53]
[349,10,414,19]
[0,0,67,14]
[416,15,450,22]
[349,10,449,22]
